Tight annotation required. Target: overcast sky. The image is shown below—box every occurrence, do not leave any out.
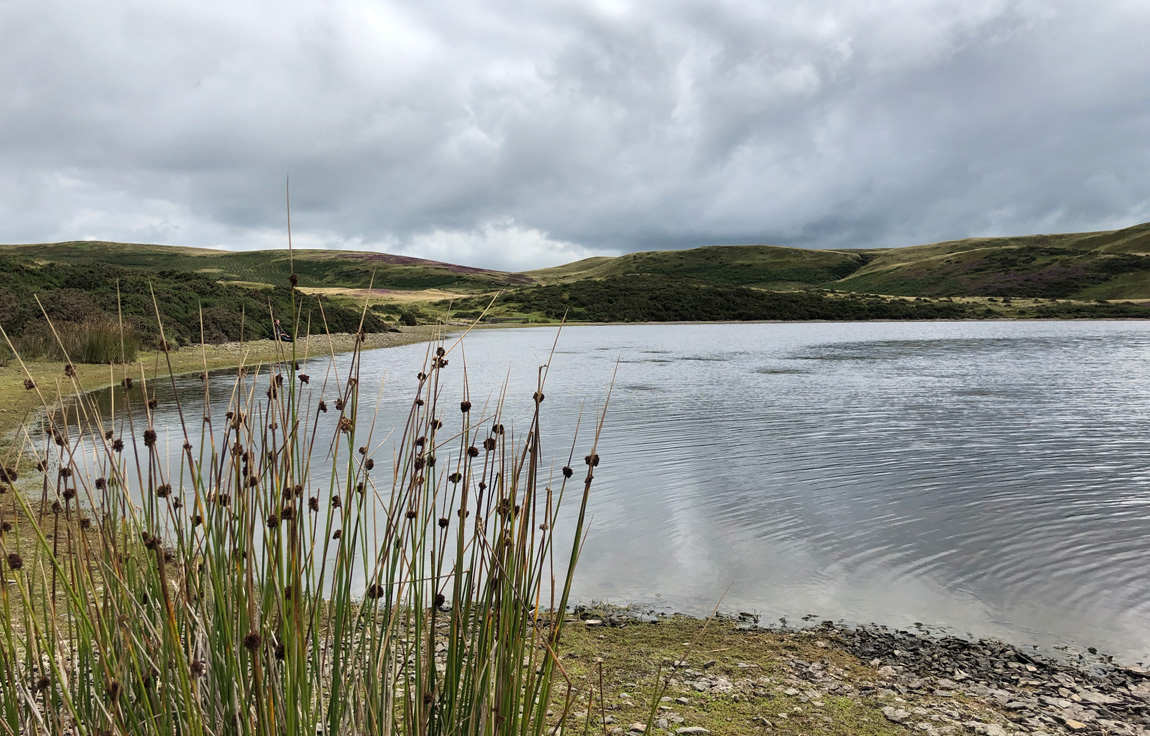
[2,0,1148,271]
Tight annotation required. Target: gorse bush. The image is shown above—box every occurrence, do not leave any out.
[0,301,610,735]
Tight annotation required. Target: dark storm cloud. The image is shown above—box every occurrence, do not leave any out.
[1,0,1148,269]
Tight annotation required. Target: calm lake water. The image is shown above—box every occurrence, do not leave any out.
[64,321,1150,661]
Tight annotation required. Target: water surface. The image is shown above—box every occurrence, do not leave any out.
[66,321,1150,661]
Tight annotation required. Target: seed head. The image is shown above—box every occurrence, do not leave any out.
[338,417,353,434]
[405,509,417,520]
[35,675,50,693]
[148,398,158,409]
[423,691,433,705]
[331,495,341,508]
[483,438,497,452]
[299,373,310,384]
[7,553,23,570]
[275,641,286,660]
[280,505,295,521]
[417,371,427,381]
[318,400,328,412]
[58,467,71,479]
[104,429,114,440]
[332,529,342,539]
[198,372,207,382]
[37,460,48,472]
[414,436,426,447]
[80,517,91,530]
[242,632,261,652]
[143,429,157,447]
[156,484,171,498]
[51,500,61,514]
[113,439,124,453]
[308,496,319,512]
[493,423,505,435]
[190,660,205,678]
[585,454,600,467]
[365,458,374,471]
[438,517,449,529]
[23,378,35,390]
[0,467,15,482]
[460,400,472,413]
[121,377,133,389]
[365,583,384,599]
[64,364,75,377]
[467,445,479,457]
[335,399,346,411]
[289,272,299,287]
[448,472,462,483]
[562,466,573,478]
[414,397,425,406]
[431,419,442,430]
[267,514,280,529]
[534,391,545,403]
[63,487,76,501]
[275,373,284,386]
[435,593,446,607]
[1,521,12,533]
[436,346,446,357]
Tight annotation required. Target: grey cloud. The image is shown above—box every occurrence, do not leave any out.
[1,0,1148,269]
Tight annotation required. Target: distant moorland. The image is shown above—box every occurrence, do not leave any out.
[2,222,1149,358]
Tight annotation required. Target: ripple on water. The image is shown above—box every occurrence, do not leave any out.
[55,321,1150,662]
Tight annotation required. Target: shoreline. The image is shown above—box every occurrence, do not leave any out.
[562,604,1150,735]
[0,327,440,449]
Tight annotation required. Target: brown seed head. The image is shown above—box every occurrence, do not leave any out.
[299,373,310,384]
[7,553,23,570]
[332,529,342,539]
[438,517,449,529]
[448,472,462,483]
[121,377,133,389]
[148,398,158,410]
[190,660,205,678]
[64,364,75,377]
[23,378,35,390]
[289,272,299,287]
[562,466,573,478]
[318,400,328,413]
[331,494,341,508]
[63,487,76,501]
[365,458,375,470]
[460,400,472,413]
[113,438,124,453]
[308,496,319,512]
[335,399,346,411]
[467,445,479,457]
[143,429,157,447]
[156,484,171,498]
[242,631,261,652]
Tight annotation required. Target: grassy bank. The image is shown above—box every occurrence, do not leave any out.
[0,328,438,453]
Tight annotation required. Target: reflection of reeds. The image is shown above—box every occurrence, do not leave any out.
[0,282,612,735]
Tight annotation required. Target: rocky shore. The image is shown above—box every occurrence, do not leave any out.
[560,606,1149,735]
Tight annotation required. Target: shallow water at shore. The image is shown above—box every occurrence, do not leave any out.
[55,321,1150,663]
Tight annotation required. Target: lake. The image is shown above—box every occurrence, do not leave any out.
[61,321,1150,662]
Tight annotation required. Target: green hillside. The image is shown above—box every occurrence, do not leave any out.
[528,244,865,289]
[835,223,1150,299]
[3,222,1150,350]
[0,241,527,292]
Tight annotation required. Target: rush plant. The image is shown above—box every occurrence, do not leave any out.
[0,273,610,735]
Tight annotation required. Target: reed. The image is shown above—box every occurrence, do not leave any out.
[0,281,612,735]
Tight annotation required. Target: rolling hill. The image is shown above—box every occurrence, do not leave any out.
[2,222,1150,348]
